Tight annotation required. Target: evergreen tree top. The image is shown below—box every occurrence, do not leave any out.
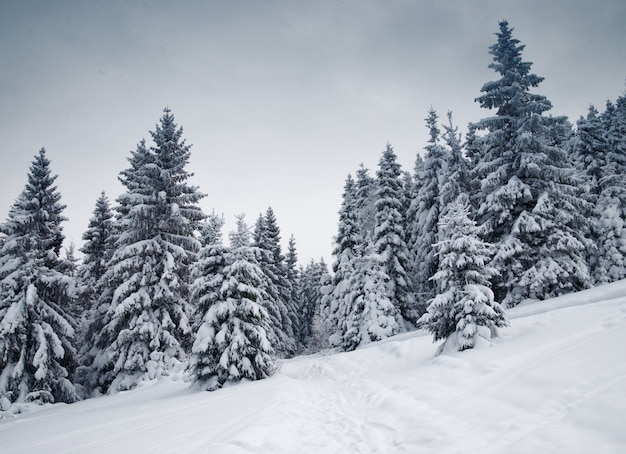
[286,235,298,269]
[150,107,185,154]
[356,164,374,190]
[476,20,551,118]
[80,191,114,258]
[343,174,357,201]
[376,144,402,180]
[115,108,206,251]
[2,148,67,262]
[230,213,251,249]
[254,207,283,264]
[425,108,440,144]
[200,210,226,246]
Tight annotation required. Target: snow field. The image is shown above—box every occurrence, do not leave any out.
[2,281,626,453]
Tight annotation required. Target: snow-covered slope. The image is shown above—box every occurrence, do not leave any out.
[2,281,626,453]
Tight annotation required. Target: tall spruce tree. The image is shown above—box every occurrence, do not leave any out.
[285,234,301,349]
[471,21,591,306]
[187,215,276,390]
[440,111,470,210]
[187,210,229,385]
[0,149,79,405]
[253,208,297,357]
[355,164,377,242]
[321,175,362,347]
[418,195,508,351]
[76,192,114,317]
[410,109,449,305]
[373,144,416,323]
[340,243,401,351]
[297,258,328,349]
[85,109,205,393]
[572,106,609,196]
[75,192,117,392]
[404,153,424,299]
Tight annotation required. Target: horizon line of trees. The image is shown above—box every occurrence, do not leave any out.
[1,20,625,413]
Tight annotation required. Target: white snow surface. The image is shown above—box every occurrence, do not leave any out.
[3,281,626,453]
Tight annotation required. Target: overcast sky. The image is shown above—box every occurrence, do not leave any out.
[1,0,625,265]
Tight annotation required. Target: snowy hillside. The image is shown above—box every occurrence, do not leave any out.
[2,281,626,453]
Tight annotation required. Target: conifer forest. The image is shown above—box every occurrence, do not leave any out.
[2,20,626,414]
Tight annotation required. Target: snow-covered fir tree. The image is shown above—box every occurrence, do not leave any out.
[404,153,424,296]
[285,234,302,349]
[0,149,79,406]
[373,144,416,323]
[253,208,297,357]
[419,195,508,351]
[59,242,79,278]
[74,193,117,393]
[191,218,228,313]
[355,164,378,242]
[187,214,276,390]
[572,106,610,196]
[311,270,333,350]
[321,175,362,347]
[75,192,115,319]
[186,211,229,388]
[84,108,205,393]
[571,106,613,282]
[340,243,401,351]
[409,109,449,307]
[440,111,470,209]
[297,258,328,350]
[199,210,226,248]
[58,242,82,322]
[471,21,591,306]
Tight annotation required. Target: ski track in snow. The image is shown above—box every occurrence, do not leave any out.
[2,281,626,453]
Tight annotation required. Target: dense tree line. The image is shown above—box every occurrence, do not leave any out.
[1,21,624,412]
[0,109,327,412]
[322,21,626,352]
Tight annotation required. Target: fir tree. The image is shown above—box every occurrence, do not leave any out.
[404,153,424,298]
[572,106,610,196]
[253,208,297,357]
[285,235,301,349]
[76,192,115,320]
[0,149,79,406]
[471,21,591,306]
[373,144,416,323]
[187,215,276,390]
[59,242,79,278]
[440,111,470,209]
[58,242,82,323]
[86,109,205,393]
[355,164,377,242]
[321,175,362,347]
[410,109,449,306]
[341,243,401,351]
[419,195,508,351]
[312,269,333,351]
[188,209,229,373]
[199,210,226,248]
[297,258,328,349]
